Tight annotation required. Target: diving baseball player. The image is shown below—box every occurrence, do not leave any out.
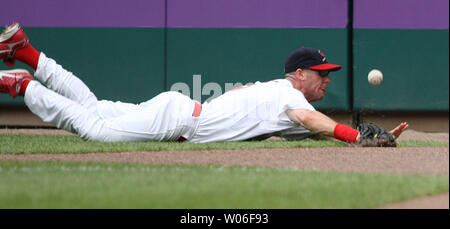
[0,23,409,145]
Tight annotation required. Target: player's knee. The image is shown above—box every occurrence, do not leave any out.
[77,123,117,142]
[81,132,117,142]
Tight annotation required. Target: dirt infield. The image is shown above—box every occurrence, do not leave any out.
[1,129,448,209]
[2,147,448,175]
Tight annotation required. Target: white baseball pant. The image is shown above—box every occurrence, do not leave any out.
[24,53,200,142]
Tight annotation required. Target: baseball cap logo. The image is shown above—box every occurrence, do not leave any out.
[318,50,326,62]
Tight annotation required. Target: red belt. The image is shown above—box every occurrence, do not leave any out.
[177,102,202,142]
[192,102,202,117]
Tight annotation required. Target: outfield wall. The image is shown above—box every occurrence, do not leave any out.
[0,0,448,112]
[353,0,449,111]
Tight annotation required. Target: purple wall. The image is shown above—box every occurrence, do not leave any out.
[0,0,348,28]
[3,0,447,29]
[167,0,348,28]
[0,0,165,27]
[354,0,449,29]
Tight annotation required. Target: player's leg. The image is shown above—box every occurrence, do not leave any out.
[23,80,165,141]
[96,100,143,119]
[1,23,99,113]
[98,91,199,141]
[2,71,197,142]
[1,23,198,141]
[25,84,198,141]
[1,23,144,118]
[24,80,101,137]
[0,73,164,142]
[35,52,99,112]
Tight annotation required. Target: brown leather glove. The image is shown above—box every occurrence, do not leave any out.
[357,123,397,147]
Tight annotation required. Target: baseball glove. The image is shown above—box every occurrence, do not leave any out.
[356,123,397,147]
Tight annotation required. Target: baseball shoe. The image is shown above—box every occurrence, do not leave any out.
[0,23,29,67]
[0,69,34,98]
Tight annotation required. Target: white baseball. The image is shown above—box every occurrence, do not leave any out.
[368,69,383,86]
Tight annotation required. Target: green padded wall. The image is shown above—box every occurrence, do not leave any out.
[2,1,448,113]
[166,28,350,111]
[353,29,449,111]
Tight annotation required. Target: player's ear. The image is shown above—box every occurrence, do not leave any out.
[295,68,307,81]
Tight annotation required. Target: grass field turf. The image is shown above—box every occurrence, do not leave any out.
[0,160,448,209]
[0,134,448,209]
[0,134,447,154]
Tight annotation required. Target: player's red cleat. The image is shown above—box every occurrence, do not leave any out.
[0,23,29,68]
[0,69,34,98]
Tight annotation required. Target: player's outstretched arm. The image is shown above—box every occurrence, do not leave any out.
[285,109,347,139]
[286,109,409,145]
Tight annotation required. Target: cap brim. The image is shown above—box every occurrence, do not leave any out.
[309,63,342,71]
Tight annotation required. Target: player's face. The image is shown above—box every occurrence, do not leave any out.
[301,70,331,102]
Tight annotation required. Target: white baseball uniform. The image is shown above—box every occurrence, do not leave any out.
[25,53,200,142]
[190,79,315,142]
[24,53,315,142]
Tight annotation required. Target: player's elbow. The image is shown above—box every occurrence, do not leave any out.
[290,109,316,127]
[299,110,318,127]
[288,109,338,137]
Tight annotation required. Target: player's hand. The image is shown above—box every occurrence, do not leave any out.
[357,123,397,147]
[390,122,409,139]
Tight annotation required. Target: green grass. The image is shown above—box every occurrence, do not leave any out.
[397,140,449,147]
[1,134,447,209]
[0,160,447,209]
[0,134,447,154]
